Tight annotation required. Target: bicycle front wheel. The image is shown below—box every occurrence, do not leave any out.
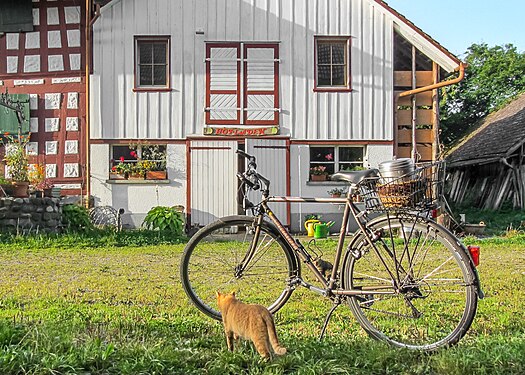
[343,215,478,350]
[180,215,298,321]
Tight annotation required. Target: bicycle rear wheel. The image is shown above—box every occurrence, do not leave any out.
[180,215,298,320]
[343,215,478,350]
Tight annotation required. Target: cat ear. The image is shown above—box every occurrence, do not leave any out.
[231,290,236,297]
[216,290,221,297]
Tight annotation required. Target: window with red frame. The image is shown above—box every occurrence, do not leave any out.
[205,42,279,125]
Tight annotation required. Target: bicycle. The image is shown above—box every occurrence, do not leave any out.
[180,150,483,350]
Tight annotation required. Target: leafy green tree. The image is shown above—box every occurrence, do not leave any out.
[440,43,525,147]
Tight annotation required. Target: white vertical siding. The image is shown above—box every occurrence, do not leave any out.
[246,139,288,224]
[91,0,395,141]
[190,140,238,225]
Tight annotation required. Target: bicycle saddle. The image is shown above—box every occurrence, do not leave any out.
[330,168,379,185]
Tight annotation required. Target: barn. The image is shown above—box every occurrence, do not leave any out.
[446,92,525,210]
[0,0,465,231]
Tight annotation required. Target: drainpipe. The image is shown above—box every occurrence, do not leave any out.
[399,62,465,98]
[398,62,465,162]
[84,1,101,208]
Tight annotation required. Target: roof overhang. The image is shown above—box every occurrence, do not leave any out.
[374,0,462,73]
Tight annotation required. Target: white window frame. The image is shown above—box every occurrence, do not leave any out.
[309,145,366,180]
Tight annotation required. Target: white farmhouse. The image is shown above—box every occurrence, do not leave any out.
[89,0,462,231]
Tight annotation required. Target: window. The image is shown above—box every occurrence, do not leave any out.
[314,37,351,91]
[309,146,365,179]
[135,36,170,90]
[205,42,279,125]
[110,144,167,178]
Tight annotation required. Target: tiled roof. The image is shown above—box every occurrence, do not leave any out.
[447,93,525,167]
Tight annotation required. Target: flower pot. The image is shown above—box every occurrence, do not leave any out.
[109,172,127,180]
[310,174,327,182]
[43,188,53,197]
[12,181,29,198]
[330,193,342,198]
[128,173,144,180]
[146,170,167,180]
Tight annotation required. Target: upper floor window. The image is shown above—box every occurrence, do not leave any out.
[135,36,170,90]
[205,42,279,125]
[314,37,351,91]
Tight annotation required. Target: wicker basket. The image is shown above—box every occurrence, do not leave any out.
[359,161,445,212]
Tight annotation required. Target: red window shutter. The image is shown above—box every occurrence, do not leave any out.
[243,44,279,125]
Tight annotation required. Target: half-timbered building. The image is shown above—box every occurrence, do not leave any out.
[0,0,86,196]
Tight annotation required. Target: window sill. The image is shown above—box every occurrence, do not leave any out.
[132,88,172,93]
[313,87,353,93]
[106,179,170,184]
[306,181,347,186]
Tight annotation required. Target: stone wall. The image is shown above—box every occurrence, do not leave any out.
[0,197,62,233]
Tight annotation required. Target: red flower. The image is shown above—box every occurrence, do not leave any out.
[111,166,116,172]
[130,151,137,158]
[325,153,333,161]
[120,156,125,162]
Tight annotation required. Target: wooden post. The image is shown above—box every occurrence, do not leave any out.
[411,46,417,161]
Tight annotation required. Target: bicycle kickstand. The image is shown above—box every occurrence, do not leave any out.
[319,297,342,341]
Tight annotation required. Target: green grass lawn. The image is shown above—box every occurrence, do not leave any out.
[0,232,524,374]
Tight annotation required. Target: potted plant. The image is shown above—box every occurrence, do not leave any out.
[327,187,346,198]
[310,166,328,181]
[128,161,145,179]
[111,157,131,179]
[142,145,167,180]
[36,178,55,197]
[28,163,46,197]
[2,133,30,197]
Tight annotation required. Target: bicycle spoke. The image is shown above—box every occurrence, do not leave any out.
[181,217,295,320]
[345,216,477,350]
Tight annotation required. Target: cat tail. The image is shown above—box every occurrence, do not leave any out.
[266,316,287,355]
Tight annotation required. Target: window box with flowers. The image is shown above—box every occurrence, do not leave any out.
[109,143,167,182]
[310,166,329,181]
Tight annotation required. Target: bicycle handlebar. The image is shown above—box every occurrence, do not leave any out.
[236,149,270,195]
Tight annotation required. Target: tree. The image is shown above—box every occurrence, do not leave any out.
[440,43,525,147]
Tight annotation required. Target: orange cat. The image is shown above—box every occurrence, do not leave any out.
[216,291,287,359]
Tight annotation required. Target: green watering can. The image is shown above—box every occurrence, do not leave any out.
[313,221,335,239]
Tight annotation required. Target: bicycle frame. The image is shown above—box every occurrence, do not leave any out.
[243,189,399,298]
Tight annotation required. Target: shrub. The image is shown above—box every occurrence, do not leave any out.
[142,206,185,236]
[62,204,94,232]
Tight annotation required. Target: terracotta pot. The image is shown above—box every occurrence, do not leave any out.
[12,181,29,198]
[330,193,341,198]
[146,170,167,180]
[109,172,127,180]
[128,173,144,180]
[310,174,327,182]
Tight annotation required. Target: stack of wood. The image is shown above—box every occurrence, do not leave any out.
[447,161,525,210]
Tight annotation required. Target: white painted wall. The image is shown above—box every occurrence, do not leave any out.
[91,0,396,141]
[90,144,187,227]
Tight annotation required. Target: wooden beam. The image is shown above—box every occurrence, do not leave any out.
[394,71,434,87]
[396,91,433,106]
[398,129,434,144]
[397,109,433,126]
[397,145,433,161]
